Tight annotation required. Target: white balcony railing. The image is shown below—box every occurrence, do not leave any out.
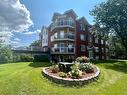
[51,33,74,42]
[51,47,75,54]
[51,20,75,31]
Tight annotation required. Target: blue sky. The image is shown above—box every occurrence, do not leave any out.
[13,0,104,47]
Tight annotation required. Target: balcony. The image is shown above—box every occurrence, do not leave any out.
[51,20,75,31]
[51,47,75,54]
[51,33,74,42]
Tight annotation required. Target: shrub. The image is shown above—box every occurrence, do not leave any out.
[76,56,90,63]
[33,55,49,62]
[50,65,59,73]
[13,54,33,62]
[20,54,34,62]
[0,46,13,63]
[58,72,67,78]
[69,64,82,79]
[78,63,94,73]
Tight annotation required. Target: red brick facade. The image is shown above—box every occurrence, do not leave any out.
[39,9,109,61]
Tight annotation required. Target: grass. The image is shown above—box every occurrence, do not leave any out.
[0,60,127,95]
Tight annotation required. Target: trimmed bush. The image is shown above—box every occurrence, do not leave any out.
[33,55,49,62]
[13,54,33,62]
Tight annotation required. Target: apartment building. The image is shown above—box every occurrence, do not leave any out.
[39,9,109,61]
[39,26,48,52]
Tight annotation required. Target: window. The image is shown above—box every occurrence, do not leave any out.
[102,56,105,59]
[51,36,54,41]
[95,38,98,43]
[106,48,108,53]
[101,40,104,44]
[60,19,64,25]
[60,43,64,47]
[95,56,99,59]
[60,31,64,39]
[54,44,58,48]
[81,45,86,51]
[80,24,83,30]
[68,43,74,48]
[54,33,58,39]
[95,47,99,52]
[80,24,85,31]
[102,48,104,53]
[60,43,65,53]
[80,34,86,41]
[89,36,92,42]
[106,41,108,45]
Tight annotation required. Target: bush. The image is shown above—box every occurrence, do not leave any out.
[50,65,59,73]
[33,55,49,62]
[78,63,94,73]
[20,54,33,62]
[76,56,90,63]
[58,72,67,78]
[69,64,82,79]
[0,46,13,63]
[13,54,33,62]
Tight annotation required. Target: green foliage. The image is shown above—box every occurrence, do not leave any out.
[50,65,59,73]
[33,55,49,62]
[78,63,94,73]
[0,46,12,63]
[58,72,67,78]
[90,0,127,56]
[76,56,90,63]
[109,34,126,59]
[69,64,82,79]
[13,54,34,62]
[30,40,40,47]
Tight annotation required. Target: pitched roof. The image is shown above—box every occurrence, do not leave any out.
[52,9,78,21]
[64,9,78,18]
[77,17,91,26]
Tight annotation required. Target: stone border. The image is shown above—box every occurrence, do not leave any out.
[42,66,100,86]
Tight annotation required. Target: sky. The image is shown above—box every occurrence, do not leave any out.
[0,0,104,48]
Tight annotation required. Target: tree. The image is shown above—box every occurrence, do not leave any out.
[108,33,126,59]
[90,0,127,57]
[29,40,40,47]
[0,46,13,63]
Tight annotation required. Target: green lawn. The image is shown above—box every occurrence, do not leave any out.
[0,60,127,95]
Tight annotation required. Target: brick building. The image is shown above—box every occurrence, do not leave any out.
[39,9,109,61]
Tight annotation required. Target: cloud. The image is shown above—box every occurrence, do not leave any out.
[0,0,33,44]
[0,32,14,45]
[23,29,41,35]
[13,38,21,41]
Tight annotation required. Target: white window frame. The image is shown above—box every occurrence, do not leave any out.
[95,47,99,52]
[80,34,86,41]
[101,40,104,44]
[95,38,98,43]
[60,31,64,39]
[81,45,86,52]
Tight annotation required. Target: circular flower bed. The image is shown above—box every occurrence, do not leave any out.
[42,56,100,86]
